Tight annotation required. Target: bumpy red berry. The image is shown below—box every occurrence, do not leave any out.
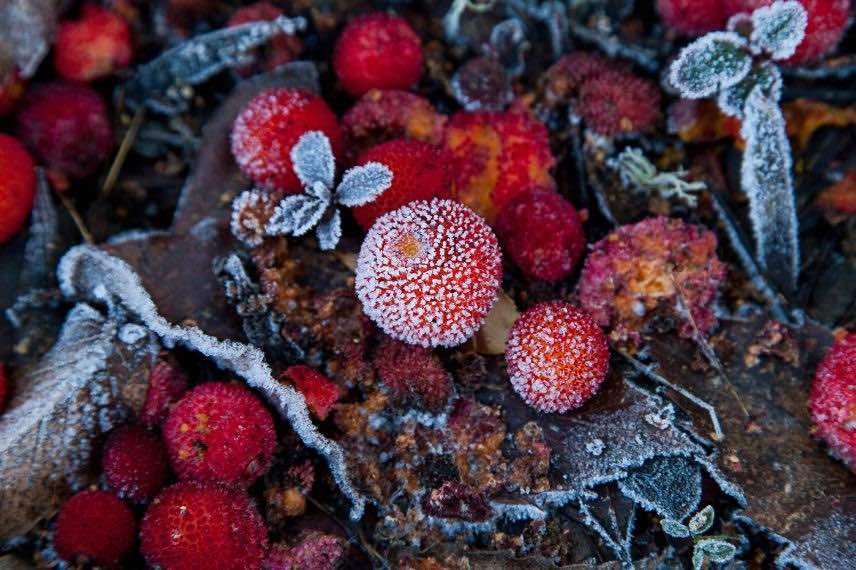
[578,70,661,137]
[227,2,302,76]
[724,0,851,63]
[0,68,25,117]
[333,13,423,97]
[658,0,728,35]
[544,51,624,106]
[495,188,586,282]
[141,357,190,428]
[15,82,113,181]
[577,217,726,348]
[810,332,856,472]
[231,88,344,193]
[374,336,453,410]
[506,302,609,413]
[282,365,341,421]
[140,482,268,570]
[265,532,346,570]
[0,363,9,414]
[163,382,276,486]
[54,490,136,567]
[102,425,170,502]
[356,199,502,347]
[350,139,452,230]
[54,4,133,81]
[342,89,447,160]
[0,134,36,244]
[444,107,556,222]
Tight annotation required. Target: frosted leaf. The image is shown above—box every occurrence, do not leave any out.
[717,62,782,118]
[750,1,807,60]
[662,519,691,538]
[0,0,58,78]
[0,303,154,539]
[58,246,366,519]
[578,488,637,563]
[697,539,737,563]
[617,455,702,521]
[669,32,752,99]
[290,130,335,189]
[336,162,393,207]
[740,87,799,292]
[266,195,327,237]
[230,189,278,247]
[316,209,342,251]
[306,180,331,203]
[123,15,307,114]
[689,505,715,535]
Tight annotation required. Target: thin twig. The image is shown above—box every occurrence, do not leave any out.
[620,351,724,441]
[102,107,146,197]
[56,192,94,244]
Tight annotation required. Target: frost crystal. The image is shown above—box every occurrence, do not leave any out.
[750,1,807,60]
[617,455,702,521]
[740,88,799,292]
[58,246,367,520]
[669,32,751,99]
[251,131,391,251]
[612,147,706,206]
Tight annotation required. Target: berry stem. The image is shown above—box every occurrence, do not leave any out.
[102,107,146,197]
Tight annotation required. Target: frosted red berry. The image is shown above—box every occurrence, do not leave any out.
[140,482,268,570]
[374,336,453,410]
[495,188,587,282]
[141,357,190,428]
[810,332,856,472]
[506,302,609,413]
[578,70,661,137]
[163,382,276,486]
[265,532,346,570]
[658,0,728,35]
[0,134,36,244]
[54,4,133,81]
[0,68,25,117]
[356,199,502,347]
[15,82,113,180]
[282,365,341,421]
[544,51,623,106]
[342,89,447,160]
[231,88,344,194]
[350,139,452,231]
[724,0,851,63]
[444,108,556,222]
[333,13,423,97]
[102,425,170,502]
[227,2,302,76]
[54,490,136,567]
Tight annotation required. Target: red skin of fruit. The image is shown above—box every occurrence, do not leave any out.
[342,89,447,161]
[140,482,268,570]
[373,336,453,410]
[227,2,302,76]
[578,70,661,137]
[350,139,453,230]
[724,0,851,63]
[54,4,133,81]
[444,108,556,223]
[0,68,26,117]
[282,365,341,421]
[54,490,136,567]
[658,0,728,35]
[506,302,609,413]
[163,382,276,486]
[141,357,190,428]
[231,88,344,194]
[810,332,856,472]
[0,363,9,414]
[0,134,36,244]
[544,51,625,105]
[495,188,587,282]
[15,82,113,181]
[355,199,503,348]
[333,13,424,97]
[102,425,170,502]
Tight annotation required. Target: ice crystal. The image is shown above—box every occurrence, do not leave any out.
[618,455,702,521]
[740,88,799,292]
[261,131,391,250]
[612,147,706,206]
[58,246,367,520]
[669,32,751,99]
[123,15,307,114]
[750,1,807,60]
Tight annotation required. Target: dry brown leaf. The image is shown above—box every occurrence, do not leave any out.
[474,291,519,355]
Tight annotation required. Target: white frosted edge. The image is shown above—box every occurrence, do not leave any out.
[58,245,366,520]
